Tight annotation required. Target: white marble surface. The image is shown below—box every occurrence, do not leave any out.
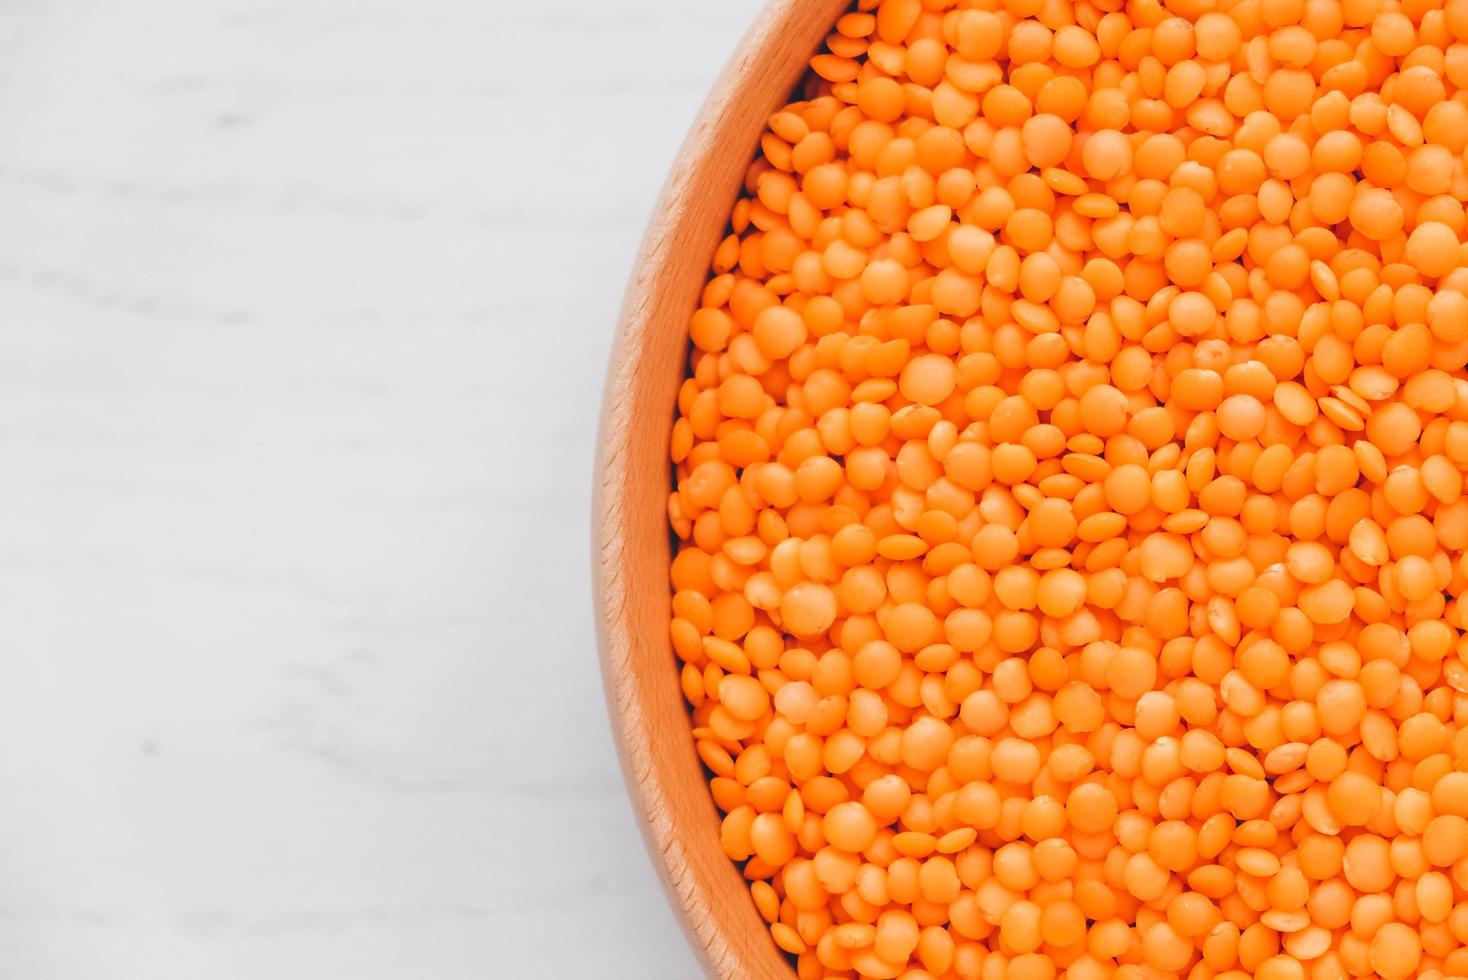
[0,0,764,976]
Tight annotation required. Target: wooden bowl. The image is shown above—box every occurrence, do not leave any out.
[595,1,848,977]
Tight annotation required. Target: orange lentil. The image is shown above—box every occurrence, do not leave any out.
[666,2,1468,976]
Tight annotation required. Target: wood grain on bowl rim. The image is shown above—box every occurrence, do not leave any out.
[595,1,850,977]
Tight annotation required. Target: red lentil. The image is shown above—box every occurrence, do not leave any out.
[668,0,1468,976]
